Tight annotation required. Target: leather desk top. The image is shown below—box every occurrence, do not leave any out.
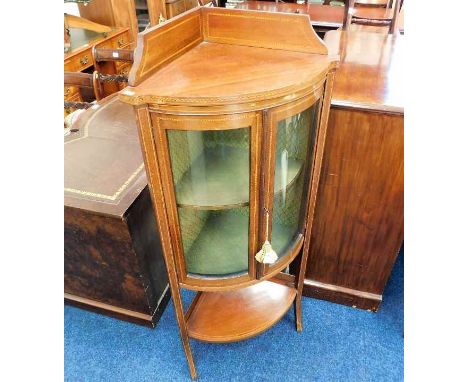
[64,95,146,217]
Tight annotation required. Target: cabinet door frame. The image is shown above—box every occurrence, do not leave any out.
[258,89,324,279]
[151,111,263,291]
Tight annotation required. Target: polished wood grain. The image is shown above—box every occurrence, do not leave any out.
[302,29,403,311]
[186,281,296,342]
[123,42,334,108]
[325,30,403,113]
[79,0,140,40]
[121,9,337,378]
[125,7,334,93]
[202,7,328,54]
[305,109,403,310]
[128,8,203,86]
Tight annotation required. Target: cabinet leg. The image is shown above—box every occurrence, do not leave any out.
[171,287,198,380]
[135,107,197,378]
[181,333,197,380]
[294,295,303,332]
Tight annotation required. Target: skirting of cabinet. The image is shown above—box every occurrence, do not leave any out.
[302,279,382,312]
[65,287,171,328]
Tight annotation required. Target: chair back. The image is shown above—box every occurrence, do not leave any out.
[198,0,217,7]
[92,47,134,73]
[64,71,103,110]
[343,0,402,34]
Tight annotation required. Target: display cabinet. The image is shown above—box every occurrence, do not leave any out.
[120,7,338,379]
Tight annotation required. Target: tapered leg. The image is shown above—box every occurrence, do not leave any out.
[294,71,337,334]
[294,295,303,332]
[170,287,197,380]
[135,106,198,379]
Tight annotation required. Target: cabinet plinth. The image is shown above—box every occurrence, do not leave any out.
[120,7,339,379]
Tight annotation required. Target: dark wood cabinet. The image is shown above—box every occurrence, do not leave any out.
[64,95,170,327]
[302,30,404,311]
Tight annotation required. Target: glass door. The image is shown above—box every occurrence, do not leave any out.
[152,112,262,289]
[260,92,324,277]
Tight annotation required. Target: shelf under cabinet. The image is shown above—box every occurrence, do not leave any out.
[175,147,303,210]
[186,280,297,342]
[184,209,298,276]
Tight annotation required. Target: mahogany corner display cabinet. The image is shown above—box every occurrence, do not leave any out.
[120,7,339,379]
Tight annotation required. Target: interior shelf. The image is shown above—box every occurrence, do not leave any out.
[175,147,303,210]
[186,280,297,343]
[184,209,297,276]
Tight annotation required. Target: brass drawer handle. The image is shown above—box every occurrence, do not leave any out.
[64,87,71,96]
[117,38,125,47]
[79,55,89,65]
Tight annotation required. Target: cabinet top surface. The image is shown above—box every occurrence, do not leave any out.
[120,7,338,108]
[325,30,404,114]
[64,95,146,217]
[121,41,333,106]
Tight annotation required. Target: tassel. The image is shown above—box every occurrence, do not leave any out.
[255,209,278,264]
[255,240,278,264]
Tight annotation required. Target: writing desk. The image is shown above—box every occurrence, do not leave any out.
[64,94,169,327]
[64,27,132,114]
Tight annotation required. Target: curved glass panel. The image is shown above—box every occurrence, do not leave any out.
[167,128,250,277]
[271,102,320,259]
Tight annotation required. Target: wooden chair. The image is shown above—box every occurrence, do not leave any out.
[64,70,130,110]
[92,47,134,73]
[343,0,402,34]
[64,71,103,110]
[354,0,390,8]
[198,0,217,7]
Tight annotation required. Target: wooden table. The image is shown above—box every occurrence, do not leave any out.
[303,30,403,311]
[235,1,403,35]
[64,94,170,327]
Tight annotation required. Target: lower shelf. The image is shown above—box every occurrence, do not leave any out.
[186,280,297,343]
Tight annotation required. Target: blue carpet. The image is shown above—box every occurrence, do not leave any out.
[65,253,403,382]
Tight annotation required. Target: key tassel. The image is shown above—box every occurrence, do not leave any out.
[255,209,278,264]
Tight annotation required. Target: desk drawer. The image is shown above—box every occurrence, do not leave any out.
[64,85,79,100]
[64,48,93,72]
[112,31,131,49]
